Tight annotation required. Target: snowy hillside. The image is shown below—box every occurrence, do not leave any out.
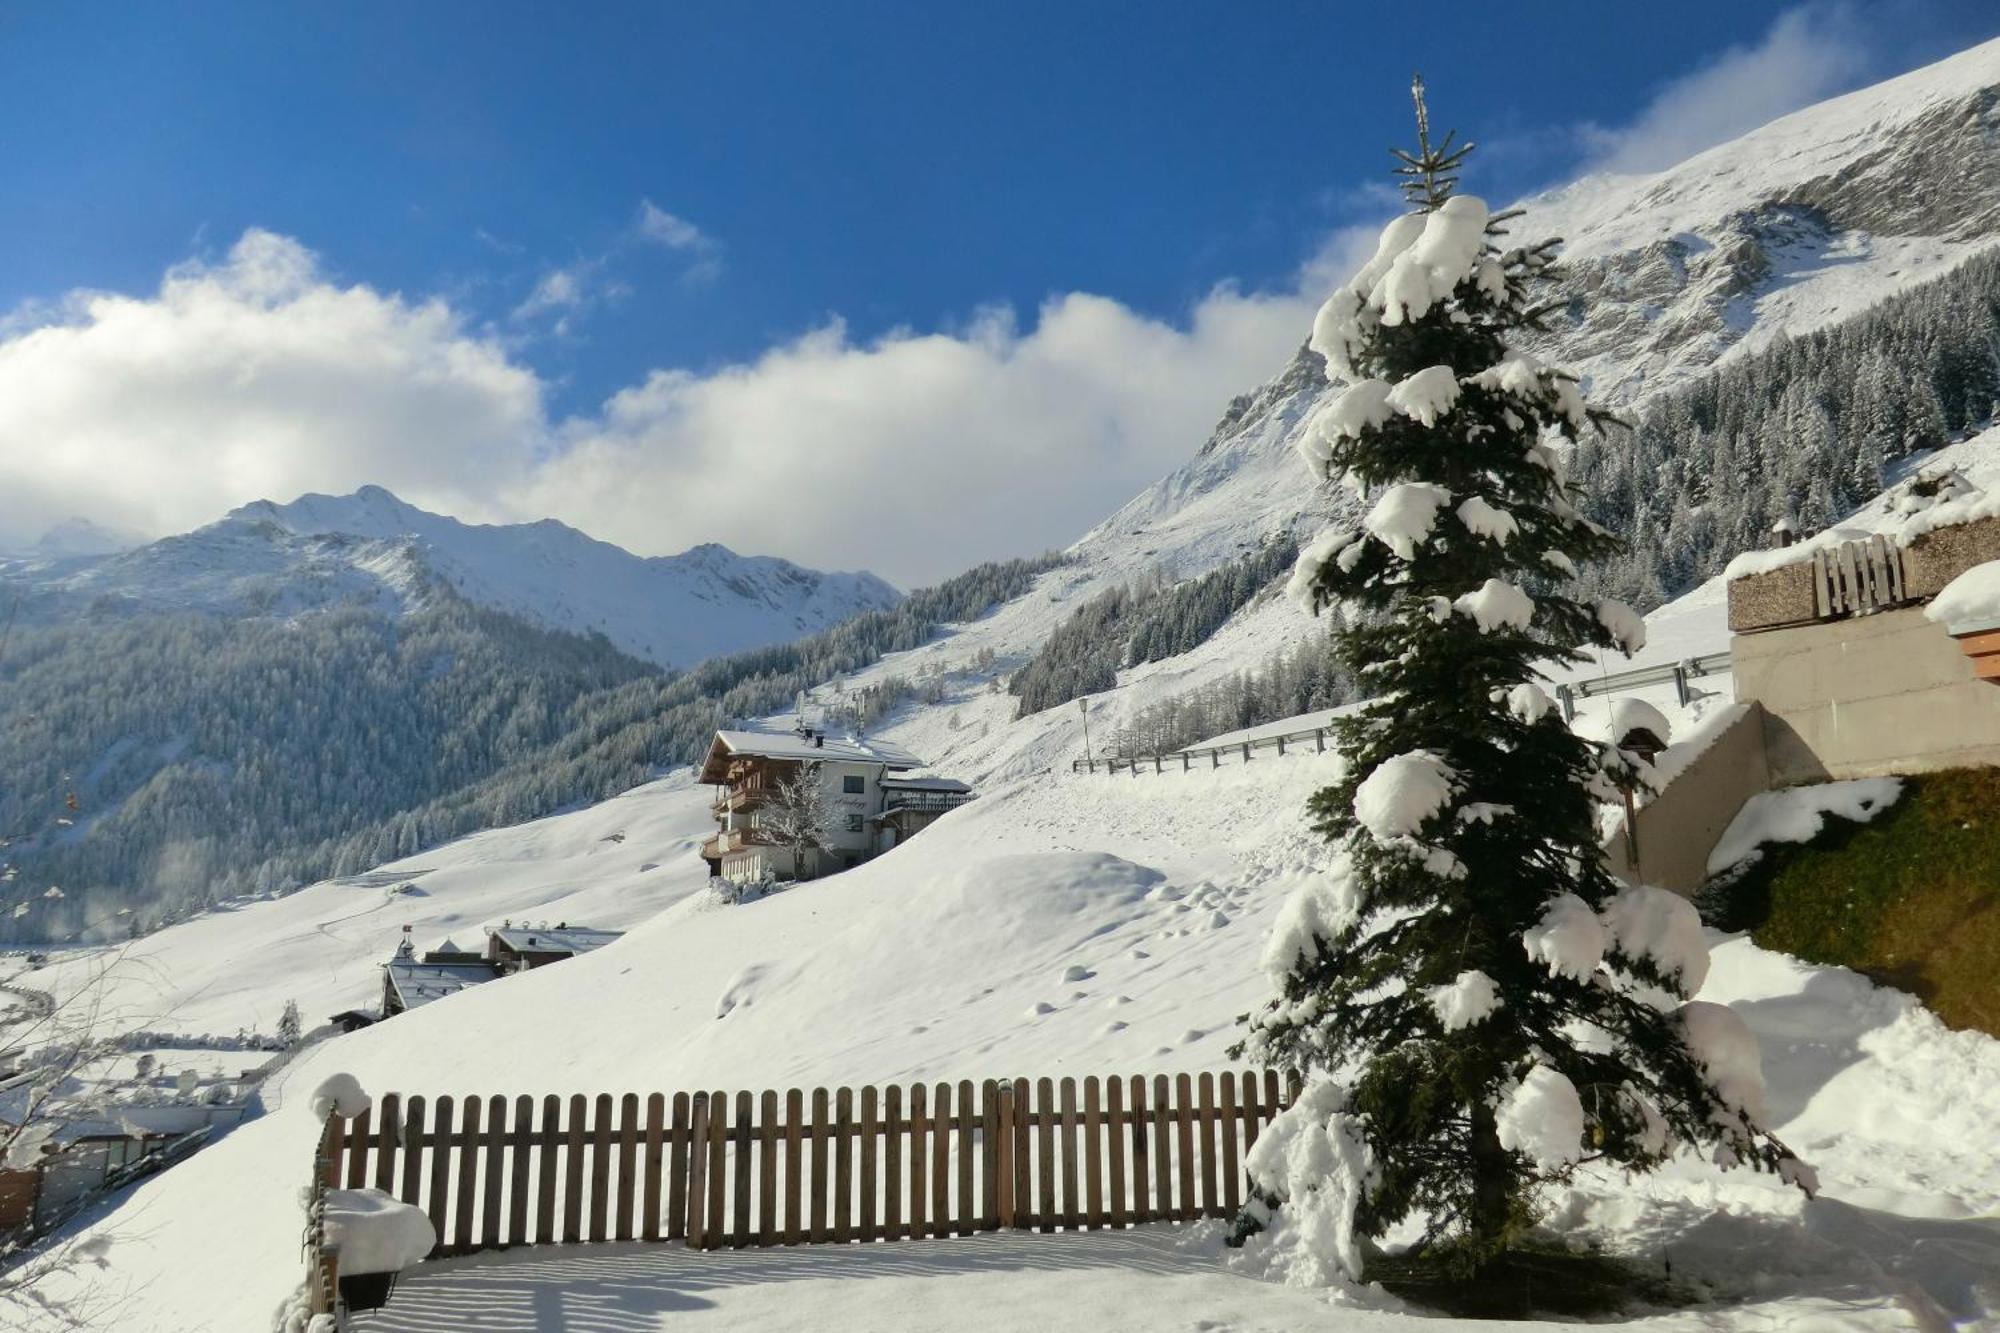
[33,742,2000,1330]
[5,485,903,670]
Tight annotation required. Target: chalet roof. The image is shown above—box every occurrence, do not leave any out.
[489,925,622,956]
[699,728,923,782]
[385,959,500,1011]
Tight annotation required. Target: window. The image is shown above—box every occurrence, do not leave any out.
[842,774,865,795]
[846,814,864,833]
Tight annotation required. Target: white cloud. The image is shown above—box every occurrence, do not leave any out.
[635,200,710,252]
[0,231,543,549]
[0,225,1358,585]
[1578,4,1872,175]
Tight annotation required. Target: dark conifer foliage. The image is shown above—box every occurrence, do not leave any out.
[1232,90,1810,1280]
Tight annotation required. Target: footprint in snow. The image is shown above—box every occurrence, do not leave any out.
[1103,1021,1128,1034]
[1069,991,1089,1002]
[1061,964,1094,983]
[1029,1001,1056,1017]
[1129,949,1149,960]
[1180,1029,1206,1044]
[1207,911,1230,929]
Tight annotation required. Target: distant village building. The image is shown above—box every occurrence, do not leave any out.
[697,726,975,885]
[380,928,500,1017]
[485,923,621,974]
[377,921,623,1017]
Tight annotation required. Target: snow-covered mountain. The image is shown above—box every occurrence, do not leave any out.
[7,485,902,669]
[1070,37,2000,592]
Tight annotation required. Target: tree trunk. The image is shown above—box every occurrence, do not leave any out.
[1467,1101,1512,1259]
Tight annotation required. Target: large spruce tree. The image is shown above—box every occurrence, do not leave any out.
[1235,84,1812,1282]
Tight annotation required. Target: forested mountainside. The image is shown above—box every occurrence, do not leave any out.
[0,553,1056,943]
[1572,247,2000,604]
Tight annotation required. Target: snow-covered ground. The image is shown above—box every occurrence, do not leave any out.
[22,739,2000,1331]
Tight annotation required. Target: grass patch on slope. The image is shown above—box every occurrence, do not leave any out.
[1701,767,2000,1036]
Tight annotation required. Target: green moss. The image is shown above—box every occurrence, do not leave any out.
[1703,768,2000,1037]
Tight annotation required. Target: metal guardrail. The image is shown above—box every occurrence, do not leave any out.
[1069,651,1734,776]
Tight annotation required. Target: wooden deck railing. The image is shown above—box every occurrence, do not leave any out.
[318,1070,1296,1259]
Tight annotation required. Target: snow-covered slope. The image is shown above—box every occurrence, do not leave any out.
[35,746,2000,1330]
[6,485,902,670]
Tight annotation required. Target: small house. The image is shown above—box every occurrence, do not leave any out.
[484,923,622,974]
[697,726,974,886]
[380,929,500,1017]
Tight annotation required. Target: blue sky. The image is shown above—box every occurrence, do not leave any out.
[1,1,1996,581]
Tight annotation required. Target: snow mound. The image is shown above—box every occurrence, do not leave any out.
[309,1073,371,1122]
[322,1187,436,1276]
[1925,557,2000,631]
[1602,884,1709,998]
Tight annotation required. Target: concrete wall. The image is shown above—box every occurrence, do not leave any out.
[1732,604,2000,783]
[1608,703,1771,897]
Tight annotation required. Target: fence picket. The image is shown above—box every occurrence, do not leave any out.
[978,1081,999,1231]
[858,1086,879,1242]
[1035,1077,1056,1234]
[704,1090,728,1247]
[642,1094,665,1243]
[1151,1075,1172,1221]
[481,1095,507,1247]
[930,1082,952,1236]
[343,1107,370,1189]
[535,1095,559,1244]
[956,1080,975,1235]
[588,1093,614,1243]
[1127,1076,1149,1225]
[1197,1074,1218,1219]
[668,1092,690,1243]
[731,1090,754,1249]
[783,1089,804,1246]
[1009,1078,1032,1231]
[883,1085,903,1240]
[686,1094,711,1250]
[562,1095,587,1244]
[833,1088,854,1243]
[1058,1077,1080,1230]
[424,1097,452,1257]
[1175,1074,1197,1222]
[453,1095,482,1254]
[1105,1078,1126,1229]
[373,1094,399,1193]
[616,1093,640,1242]
[1218,1076,1240,1217]
[1240,1072,1263,1162]
[809,1088,830,1243]
[1083,1077,1103,1230]
[510,1095,534,1246]
[908,1084,929,1238]
[991,1082,1012,1229]
[759,1090,779,1247]
[399,1095,425,1212]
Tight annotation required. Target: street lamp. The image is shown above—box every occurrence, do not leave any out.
[1077,696,1092,763]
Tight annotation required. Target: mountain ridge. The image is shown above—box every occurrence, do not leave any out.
[5,484,904,670]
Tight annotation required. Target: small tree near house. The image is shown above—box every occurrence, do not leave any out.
[1231,82,1813,1284]
[763,760,833,881]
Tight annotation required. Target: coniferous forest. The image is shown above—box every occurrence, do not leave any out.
[0,553,1060,942]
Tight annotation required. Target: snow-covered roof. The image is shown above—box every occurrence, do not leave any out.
[878,776,972,793]
[700,728,923,781]
[385,960,499,1010]
[489,925,622,956]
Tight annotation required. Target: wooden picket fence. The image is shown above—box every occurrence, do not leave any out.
[318,1070,1296,1258]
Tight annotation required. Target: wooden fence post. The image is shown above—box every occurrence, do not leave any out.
[993,1082,1013,1229]
[686,1093,710,1250]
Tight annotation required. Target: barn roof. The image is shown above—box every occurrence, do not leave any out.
[698,728,923,782]
[489,925,622,956]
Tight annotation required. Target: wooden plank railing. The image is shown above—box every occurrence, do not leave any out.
[317,1070,1296,1259]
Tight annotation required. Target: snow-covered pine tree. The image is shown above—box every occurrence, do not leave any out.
[1233,82,1812,1283]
